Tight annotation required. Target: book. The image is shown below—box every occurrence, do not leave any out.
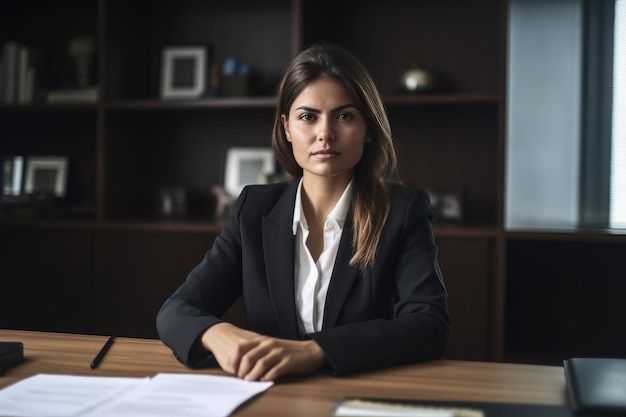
[0,342,23,374]
[328,398,574,417]
[16,45,38,104]
[564,357,626,415]
[0,42,40,105]
[0,42,20,104]
[330,398,484,416]
[1,156,24,196]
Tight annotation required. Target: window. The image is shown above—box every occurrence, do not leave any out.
[506,0,625,231]
[612,0,626,228]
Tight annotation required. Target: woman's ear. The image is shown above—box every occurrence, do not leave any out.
[281,114,291,142]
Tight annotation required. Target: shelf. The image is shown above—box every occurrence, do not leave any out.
[104,97,277,111]
[0,217,500,238]
[434,225,498,239]
[0,219,223,234]
[102,93,499,112]
[383,93,499,106]
[0,219,96,231]
[505,228,626,241]
[97,221,223,234]
[0,104,98,113]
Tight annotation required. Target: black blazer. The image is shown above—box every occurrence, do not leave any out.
[156,180,449,375]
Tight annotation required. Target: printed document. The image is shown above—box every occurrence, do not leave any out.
[0,373,273,417]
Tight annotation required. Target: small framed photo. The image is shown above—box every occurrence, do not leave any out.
[426,185,466,224]
[24,156,68,198]
[224,147,276,197]
[160,45,209,100]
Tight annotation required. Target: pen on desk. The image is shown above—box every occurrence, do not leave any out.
[90,335,115,369]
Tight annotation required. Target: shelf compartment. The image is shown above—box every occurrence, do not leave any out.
[389,104,499,226]
[301,0,501,96]
[104,108,274,222]
[104,0,295,101]
[0,111,97,215]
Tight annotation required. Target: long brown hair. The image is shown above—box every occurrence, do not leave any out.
[272,43,399,272]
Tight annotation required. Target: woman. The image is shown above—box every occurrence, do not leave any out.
[156,43,449,381]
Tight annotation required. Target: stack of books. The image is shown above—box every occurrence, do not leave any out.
[0,41,38,105]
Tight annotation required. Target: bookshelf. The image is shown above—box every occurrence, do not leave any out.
[1,0,505,361]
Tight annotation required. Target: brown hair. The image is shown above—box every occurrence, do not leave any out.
[272,43,399,271]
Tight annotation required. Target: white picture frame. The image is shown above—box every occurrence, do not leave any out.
[224,147,276,197]
[160,46,208,100]
[24,156,68,198]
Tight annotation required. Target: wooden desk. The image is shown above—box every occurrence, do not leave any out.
[0,330,567,416]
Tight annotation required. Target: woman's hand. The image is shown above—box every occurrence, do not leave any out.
[200,322,327,381]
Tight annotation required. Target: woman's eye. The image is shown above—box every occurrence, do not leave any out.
[298,113,314,121]
[338,112,353,121]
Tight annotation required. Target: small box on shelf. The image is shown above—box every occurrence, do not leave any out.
[45,86,99,104]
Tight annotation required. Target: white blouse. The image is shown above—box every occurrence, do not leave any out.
[292,179,353,336]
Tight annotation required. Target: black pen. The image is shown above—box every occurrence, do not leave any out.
[90,335,115,369]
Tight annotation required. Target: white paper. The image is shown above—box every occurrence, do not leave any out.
[0,373,273,417]
[0,374,148,417]
[81,373,273,417]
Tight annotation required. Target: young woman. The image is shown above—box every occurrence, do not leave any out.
[156,43,449,381]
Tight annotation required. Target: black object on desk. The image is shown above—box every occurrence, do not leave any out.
[0,341,23,375]
[90,336,115,369]
[564,357,626,415]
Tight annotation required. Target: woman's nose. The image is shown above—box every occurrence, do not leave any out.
[316,117,335,142]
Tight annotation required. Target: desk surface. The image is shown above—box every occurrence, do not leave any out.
[0,329,567,416]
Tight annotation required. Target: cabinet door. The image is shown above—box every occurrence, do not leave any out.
[436,237,491,360]
[94,231,219,338]
[0,228,94,333]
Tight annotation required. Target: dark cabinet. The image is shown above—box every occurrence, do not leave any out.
[0,227,94,333]
[94,230,219,338]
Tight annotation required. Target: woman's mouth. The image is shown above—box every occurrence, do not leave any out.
[312,149,339,159]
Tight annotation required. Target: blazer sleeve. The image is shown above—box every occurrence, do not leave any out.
[155,188,249,367]
[309,188,450,375]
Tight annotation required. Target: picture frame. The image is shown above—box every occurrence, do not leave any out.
[426,185,466,224]
[224,147,276,197]
[24,156,68,198]
[160,45,209,100]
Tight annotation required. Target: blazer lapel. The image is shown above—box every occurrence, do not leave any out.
[262,181,300,339]
[322,214,359,329]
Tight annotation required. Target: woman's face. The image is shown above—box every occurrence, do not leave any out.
[282,77,368,184]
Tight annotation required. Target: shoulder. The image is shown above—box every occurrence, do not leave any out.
[242,181,292,201]
[233,180,297,218]
[388,182,432,215]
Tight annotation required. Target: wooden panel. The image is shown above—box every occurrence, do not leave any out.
[436,237,492,360]
[0,227,94,333]
[94,230,219,338]
[505,240,626,365]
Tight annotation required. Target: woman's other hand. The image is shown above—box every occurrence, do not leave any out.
[201,322,327,381]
